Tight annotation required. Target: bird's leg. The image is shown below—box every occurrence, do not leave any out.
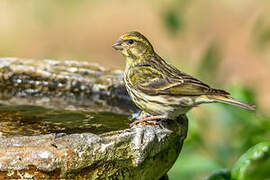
[130,115,166,127]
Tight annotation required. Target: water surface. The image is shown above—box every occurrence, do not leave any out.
[0,104,130,136]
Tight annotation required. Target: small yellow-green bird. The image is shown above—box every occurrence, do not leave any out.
[112,31,255,126]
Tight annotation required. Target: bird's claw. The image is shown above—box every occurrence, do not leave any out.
[129,117,166,128]
[129,120,157,128]
[131,110,143,120]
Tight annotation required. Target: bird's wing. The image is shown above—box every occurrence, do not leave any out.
[129,57,229,96]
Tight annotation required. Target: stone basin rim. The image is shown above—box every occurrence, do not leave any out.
[0,121,185,172]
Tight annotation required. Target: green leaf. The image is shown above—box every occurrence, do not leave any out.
[231,142,270,180]
[203,169,231,180]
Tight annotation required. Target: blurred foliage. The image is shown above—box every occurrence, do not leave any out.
[253,18,270,50]
[231,142,270,180]
[169,84,270,180]
[202,142,270,180]
[163,9,183,34]
[162,0,191,34]
[203,169,231,180]
[168,82,270,179]
[168,41,270,179]
[197,42,222,85]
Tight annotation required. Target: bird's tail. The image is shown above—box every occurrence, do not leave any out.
[205,95,256,110]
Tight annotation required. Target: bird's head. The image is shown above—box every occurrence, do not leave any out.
[112,31,154,60]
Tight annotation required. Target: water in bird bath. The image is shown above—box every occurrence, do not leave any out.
[0,104,130,136]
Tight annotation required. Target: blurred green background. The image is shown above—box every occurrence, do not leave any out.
[0,0,269,179]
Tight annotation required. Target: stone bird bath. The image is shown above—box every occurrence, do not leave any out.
[0,58,188,179]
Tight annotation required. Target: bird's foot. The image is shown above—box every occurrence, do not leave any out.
[131,110,143,120]
[129,115,166,127]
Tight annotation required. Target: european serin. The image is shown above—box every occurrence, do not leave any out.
[112,31,255,126]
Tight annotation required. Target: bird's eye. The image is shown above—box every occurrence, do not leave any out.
[127,39,134,45]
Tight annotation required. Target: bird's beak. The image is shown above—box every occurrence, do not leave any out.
[112,39,123,50]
